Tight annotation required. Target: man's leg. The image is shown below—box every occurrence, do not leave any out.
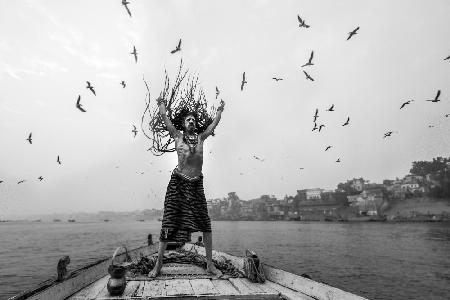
[203,232,222,276]
[148,241,167,277]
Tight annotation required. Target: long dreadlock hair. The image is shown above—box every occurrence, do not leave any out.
[141,61,216,156]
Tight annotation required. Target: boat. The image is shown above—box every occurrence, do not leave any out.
[8,237,368,300]
[68,219,76,223]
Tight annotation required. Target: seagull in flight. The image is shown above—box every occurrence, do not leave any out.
[27,133,32,144]
[299,167,305,170]
[301,51,314,67]
[428,125,435,128]
[121,0,132,17]
[120,81,126,88]
[326,104,334,112]
[76,95,86,112]
[131,46,138,63]
[342,117,350,126]
[253,155,265,162]
[272,77,283,81]
[38,176,43,181]
[445,114,449,118]
[383,131,395,138]
[347,27,360,40]
[170,39,181,54]
[313,108,319,122]
[336,158,341,163]
[426,90,441,102]
[241,72,247,91]
[325,145,332,151]
[400,100,414,109]
[303,70,314,81]
[215,86,220,99]
[132,125,138,138]
[297,15,310,28]
[312,122,318,131]
[17,180,26,184]
[57,155,61,165]
[86,81,96,96]
[444,55,450,61]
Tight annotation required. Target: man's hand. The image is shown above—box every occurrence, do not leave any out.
[217,100,225,112]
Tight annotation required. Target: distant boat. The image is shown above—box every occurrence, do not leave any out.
[32,219,42,222]
[103,219,110,222]
[53,219,61,222]
[68,219,76,223]
[137,219,145,222]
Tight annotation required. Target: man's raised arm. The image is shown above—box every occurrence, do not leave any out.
[200,100,225,140]
[157,98,180,139]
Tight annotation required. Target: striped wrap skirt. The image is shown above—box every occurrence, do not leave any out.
[159,169,212,243]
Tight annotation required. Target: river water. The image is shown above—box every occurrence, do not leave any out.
[0,221,449,300]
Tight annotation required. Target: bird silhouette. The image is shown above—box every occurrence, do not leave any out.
[299,167,305,170]
[272,77,283,81]
[303,70,314,81]
[215,86,220,99]
[347,27,360,40]
[241,72,247,91]
[0,180,3,184]
[301,51,314,67]
[426,90,441,102]
[444,55,450,61]
[253,155,265,162]
[326,104,334,112]
[76,95,86,112]
[170,39,181,54]
[312,122,318,131]
[121,81,126,88]
[336,158,341,163]
[342,117,350,126]
[132,125,138,138]
[297,15,310,28]
[121,0,132,17]
[27,133,32,144]
[325,145,332,151]
[17,180,26,184]
[38,176,43,181]
[428,125,435,128]
[383,131,393,138]
[131,46,138,63]
[86,81,96,96]
[400,100,414,109]
[445,114,449,118]
[313,108,319,122]
[318,124,325,132]
[57,155,61,165]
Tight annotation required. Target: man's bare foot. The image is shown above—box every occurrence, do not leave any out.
[206,263,223,277]
[148,263,162,278]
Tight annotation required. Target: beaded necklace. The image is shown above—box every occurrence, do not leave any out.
[183,132,198,154]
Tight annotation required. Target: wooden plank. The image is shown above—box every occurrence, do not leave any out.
[142,280,166,298]
[189,279,218,295]
[12,243,159,300]
[165,279,195,296]
[211,279,241,295]
[69,275,109,299]
[230,278,269,295]
[264,281,315,300]
[229,278,261,295]
[263,264,369,300]
[131,281,146,297]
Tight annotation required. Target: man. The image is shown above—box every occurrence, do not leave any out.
[148,97,225,277]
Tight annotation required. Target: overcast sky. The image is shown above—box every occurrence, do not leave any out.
[0,0,449,216]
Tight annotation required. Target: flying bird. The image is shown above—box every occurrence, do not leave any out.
[400,100,414,109]
[444,55,450,61]
[170,39,181,54]
[342,117,350,126]
[17,180,26,184]
[0,180,3,184]
[131,46,138,63]
[215,86,220,99]
[38,176,43,181]
[120,81,126,88]
[318,124,325,132]
[27,133,32,144]
[132,125,138,138]
[347,27,360,40]
[313,108,319,122]
[301,51,314,67]
[241,72,247,91]
[121,0,132,17]
[57,155,61,165]
[326,104,334,112]
[325,145,332,151]
[76,95,86,112]
[253,155,265,162]
[312,122,318,131]
[272,77,283,81]
[297,15,310,28]
[426,90,441,102]
[336,158,341,163]
[445,114,449,118]
[428,125,435,128]
[383,131,396,138]
[86,81,96,96]
[299,167,305,170]
[303,70,314,81]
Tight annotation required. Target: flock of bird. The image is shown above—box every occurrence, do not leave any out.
[1,5,448,189]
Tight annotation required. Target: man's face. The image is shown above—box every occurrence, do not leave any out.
[184,115,196,131]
